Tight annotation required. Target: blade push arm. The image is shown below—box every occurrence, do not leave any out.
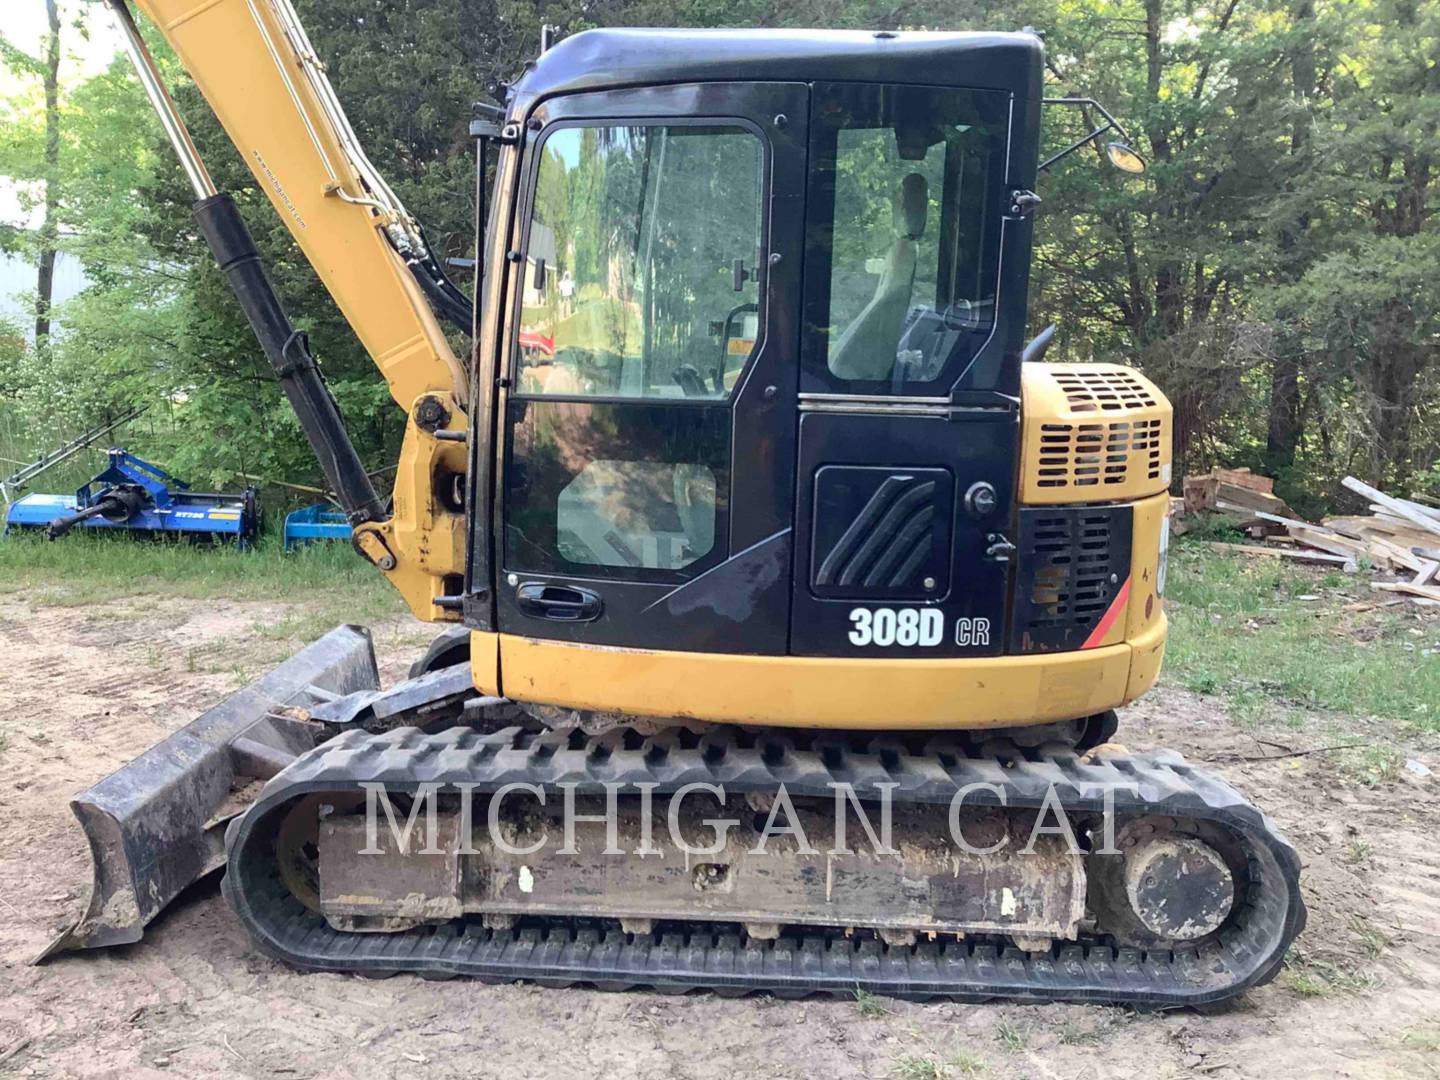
[109,0,472,620]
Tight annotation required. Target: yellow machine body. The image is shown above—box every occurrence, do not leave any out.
[473,364,1173,729]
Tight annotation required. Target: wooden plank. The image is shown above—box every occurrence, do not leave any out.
[1329,513,1439,550]
[1343,476,1440,538]
[1365,508,1435,537]
[1202,541,1353,565]
[1214,502,1288,535]
[1213,468,1274,495]
[1413,561,1440,587]
[1370,581,1440,602]
[1289,526,1371,560]
[1212,483,1294,516]
[1254,509,1323,532]
[1395,495,1440,525]
[1323,517,1371,541]
[1362,536,1425,573]
[1247,511,1367,555]
[1184,475,1220,513]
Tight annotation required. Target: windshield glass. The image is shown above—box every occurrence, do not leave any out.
[803,83,1009,395]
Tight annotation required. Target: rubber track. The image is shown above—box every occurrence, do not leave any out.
[221,725,1306,1006]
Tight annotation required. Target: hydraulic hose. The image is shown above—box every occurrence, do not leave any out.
[193,194,387,526]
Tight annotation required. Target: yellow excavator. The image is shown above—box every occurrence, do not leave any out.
[41,0,1303,1006]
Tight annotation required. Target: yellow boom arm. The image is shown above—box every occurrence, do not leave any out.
[118,0,472,620]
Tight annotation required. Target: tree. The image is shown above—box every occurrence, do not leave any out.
[34,0,61,349]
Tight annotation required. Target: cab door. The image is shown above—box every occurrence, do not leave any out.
[494,83,806,654]
[789,81,1023,659]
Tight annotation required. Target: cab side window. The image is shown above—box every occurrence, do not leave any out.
[517,124,764,400]
[803,83,1007,395]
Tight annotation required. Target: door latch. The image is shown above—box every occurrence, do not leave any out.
[1008,190,1042,217]
[985,532,1018,562]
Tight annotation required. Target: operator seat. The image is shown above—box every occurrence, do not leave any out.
[829,172,928,381]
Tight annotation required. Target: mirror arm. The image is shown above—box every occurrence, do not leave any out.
[1038,97,1133,172]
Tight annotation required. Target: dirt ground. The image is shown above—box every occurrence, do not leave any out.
[1,590,1437,1080]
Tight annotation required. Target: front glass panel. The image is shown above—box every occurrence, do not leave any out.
[803,83,1009,395]
[516,123,764,400]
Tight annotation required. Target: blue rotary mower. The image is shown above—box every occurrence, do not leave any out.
[4,447,259,545]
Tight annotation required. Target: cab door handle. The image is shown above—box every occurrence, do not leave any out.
[515,582,603,622]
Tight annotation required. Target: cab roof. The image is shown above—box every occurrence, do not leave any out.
[512,29,1045,105]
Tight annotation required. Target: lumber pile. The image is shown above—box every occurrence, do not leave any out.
[1188,470,1440,605]
[1182,468,1299,535]
[1325,477,1440,602]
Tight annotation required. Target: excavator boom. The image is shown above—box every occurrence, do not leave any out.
[122,0,467,407]
[111,0,472,620]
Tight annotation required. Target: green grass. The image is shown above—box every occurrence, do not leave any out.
[1055,1019,1103,1046]
[1163,542,1440,732]
[852,986,890,1019]
[1349,916,1391,961]
[1401,1028,1440,1054]
[1344,838,1374,865]
[1281,950,1382,997]
[993,1020,1029,1053]
[0,528,402,623]
[1340,745,1404,787]
[892,1056,949,1080]
[890,1053,986,1080]
[1176,511,1250,543]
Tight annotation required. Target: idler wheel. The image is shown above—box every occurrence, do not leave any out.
[1089,819,1239,946]
[1123,835,1234,941]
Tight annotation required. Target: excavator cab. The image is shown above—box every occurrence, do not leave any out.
[465,32,1152,731]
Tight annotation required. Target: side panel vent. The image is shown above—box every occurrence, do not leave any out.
[810,466,954,600]
[1010,505,1132,653]
[1051,367,1158,412]
[1020,363,1172,505]
[1035,417,1166,490]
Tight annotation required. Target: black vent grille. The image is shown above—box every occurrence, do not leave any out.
[1010,505,1132,653]
[810,467,953,600]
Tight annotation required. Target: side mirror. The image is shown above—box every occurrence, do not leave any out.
[1105,142,1147,174]
[1039,98,1146,178]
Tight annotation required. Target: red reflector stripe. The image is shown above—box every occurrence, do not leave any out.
[1081,577,1131,649]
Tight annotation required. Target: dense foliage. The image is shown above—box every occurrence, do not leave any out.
[0,0,1435,511]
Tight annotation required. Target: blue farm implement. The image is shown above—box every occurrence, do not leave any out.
[282,502,352,552]
[4,448,259,545]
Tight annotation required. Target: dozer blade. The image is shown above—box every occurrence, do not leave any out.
[37,625,379,960]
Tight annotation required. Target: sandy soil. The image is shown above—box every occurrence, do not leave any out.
[1,590,1437,1079]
